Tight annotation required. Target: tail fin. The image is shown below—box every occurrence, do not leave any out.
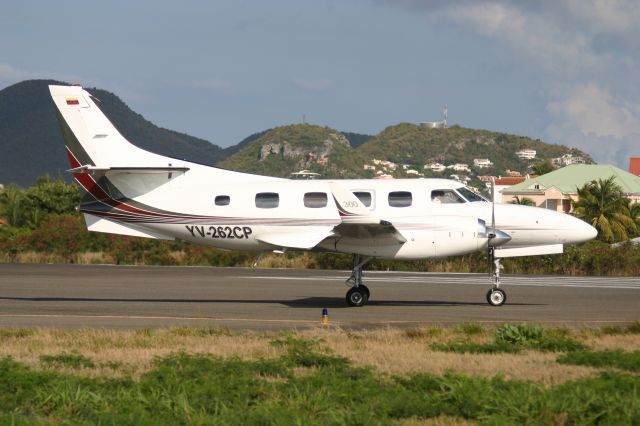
[49,85,169,169]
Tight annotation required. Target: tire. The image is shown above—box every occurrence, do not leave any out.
[346,287,369,307]
[486,288,506,306]
[359,285,370,300]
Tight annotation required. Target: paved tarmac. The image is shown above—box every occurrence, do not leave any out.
[0,263,638,330]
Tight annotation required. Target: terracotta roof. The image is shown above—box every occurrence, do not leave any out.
[495,177,526,185]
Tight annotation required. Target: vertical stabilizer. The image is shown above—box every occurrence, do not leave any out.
[49,85,169,169]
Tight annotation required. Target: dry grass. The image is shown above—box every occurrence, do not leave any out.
[393,416,477,426]
[303,327,597,386]
[583,333,640,351]
[0,328,281,379]
[3,325,638,385]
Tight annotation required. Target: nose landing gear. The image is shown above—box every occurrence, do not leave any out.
[487,248,506,306]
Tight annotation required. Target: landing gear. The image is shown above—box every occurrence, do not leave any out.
[486,288,506,306]
[346,286,369,307]
[487,248,507,306]
[345,254,372,307]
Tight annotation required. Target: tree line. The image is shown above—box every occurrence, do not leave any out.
[1,176,639,275]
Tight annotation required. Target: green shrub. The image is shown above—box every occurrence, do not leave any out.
[432,324,585,354]
[40,354,95,369]
[558,350,640,373]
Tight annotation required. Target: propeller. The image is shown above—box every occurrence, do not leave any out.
[486,177,511,248]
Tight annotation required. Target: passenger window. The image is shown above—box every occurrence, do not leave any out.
[431,189,465,204]
[388,191,412,207]
[255,192,279,208]
[353,191,372,207]
[304,192,328,208]
[215,195,230,206]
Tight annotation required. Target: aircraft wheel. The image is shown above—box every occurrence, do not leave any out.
[486,288,506,306]
[359,285,370,300]
[346,287,369,307]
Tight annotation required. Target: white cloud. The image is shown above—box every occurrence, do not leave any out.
[548,83,640,138]
[438,2,601,75]
[381,1,640,167]
[547,83,640,166]
[565,0,640,35]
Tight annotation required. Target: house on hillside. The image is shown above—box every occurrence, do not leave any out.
[502,164,640,212]
[424,162,446,172]
[447,163,470,172]
[516,149,536,160]
[473,158,493,168]
[552,153,586,166]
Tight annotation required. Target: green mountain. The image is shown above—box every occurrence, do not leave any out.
[1,79,593,187]
[0,80,226,187]
[218,122,593,181]
[217,124,369,178]
[358,123,592,176]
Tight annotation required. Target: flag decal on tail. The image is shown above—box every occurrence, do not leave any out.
[66,98,80,105]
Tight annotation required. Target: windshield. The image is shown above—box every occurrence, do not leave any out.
[457,187,488,202]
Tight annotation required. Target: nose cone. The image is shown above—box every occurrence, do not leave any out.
[565,215,598,244]
[576,218,598,243]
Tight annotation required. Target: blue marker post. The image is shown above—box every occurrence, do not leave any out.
[322,308,329,326]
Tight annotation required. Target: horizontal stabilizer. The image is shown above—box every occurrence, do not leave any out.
[495,244,563,258]
[257,229,334,250]
[84,214,173,240]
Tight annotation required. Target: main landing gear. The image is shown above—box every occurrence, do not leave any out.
[487,247,506,306]
[345,254,372,307]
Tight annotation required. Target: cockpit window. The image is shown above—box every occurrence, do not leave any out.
[457,187,488,202]
[431,189,465,204]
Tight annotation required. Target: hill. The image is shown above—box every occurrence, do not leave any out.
[0,80,226,187]
[219,122,593,181]
[217,124,369,178]
[0,80,594,186]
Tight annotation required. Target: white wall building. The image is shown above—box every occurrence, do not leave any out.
[424,162,446,172]
[516,149,537,160]
[473,158,493,168]
[447,163,470,172]
[552,153,586,166]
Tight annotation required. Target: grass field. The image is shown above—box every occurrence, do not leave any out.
[1,323,639,425]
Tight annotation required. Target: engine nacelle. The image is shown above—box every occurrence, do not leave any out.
[322,215,489,260]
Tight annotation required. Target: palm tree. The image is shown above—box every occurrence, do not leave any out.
[531,160,555,176]
[510,196,536,206]
[0,185,26,227]
[572,176,637,243]
[626,199,640,238]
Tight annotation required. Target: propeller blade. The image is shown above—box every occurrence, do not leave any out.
[490,177,496,237]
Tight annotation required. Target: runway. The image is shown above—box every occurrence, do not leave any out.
[0,263,639,330]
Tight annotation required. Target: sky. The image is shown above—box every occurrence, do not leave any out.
[1,0,638,168]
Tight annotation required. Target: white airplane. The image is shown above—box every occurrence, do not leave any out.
[49,85,597,307]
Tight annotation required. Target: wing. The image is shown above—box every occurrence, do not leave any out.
[327,181,407,244]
